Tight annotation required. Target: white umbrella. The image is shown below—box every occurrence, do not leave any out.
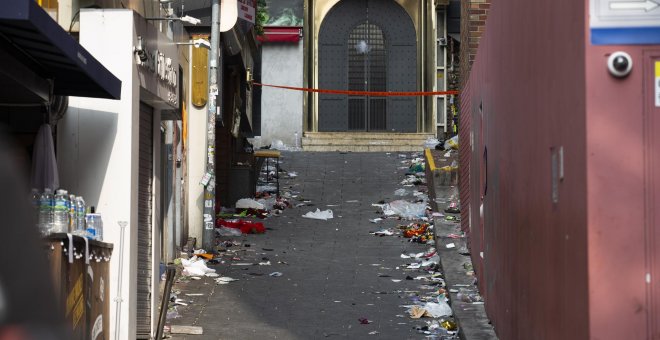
[30,124,59,191]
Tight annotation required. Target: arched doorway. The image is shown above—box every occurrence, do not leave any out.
[318,0,417,132]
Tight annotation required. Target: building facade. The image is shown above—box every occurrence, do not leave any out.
[460,0,660,338]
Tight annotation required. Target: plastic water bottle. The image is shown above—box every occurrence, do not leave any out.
[95,213,103,241]
[68,194,77,232]
[38,188,54,235]
[85,213,97,240]
[75,196,86,235]
[86,206,103,240]
[30,189,40,228]
[52,189,69,233]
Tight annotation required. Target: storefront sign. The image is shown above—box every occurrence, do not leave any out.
[238,0,256,23]
[136,48,178,105]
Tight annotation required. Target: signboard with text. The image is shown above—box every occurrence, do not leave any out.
[238,0,256,23]
[590,0,660,44]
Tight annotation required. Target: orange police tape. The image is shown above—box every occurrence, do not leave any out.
[253,82,459,97]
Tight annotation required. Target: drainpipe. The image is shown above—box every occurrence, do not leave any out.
[202,0,221,250]
[420,0,426,132]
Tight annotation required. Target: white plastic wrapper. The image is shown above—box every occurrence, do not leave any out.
[302,209,334,220]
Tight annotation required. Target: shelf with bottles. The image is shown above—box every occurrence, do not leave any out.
[31,188,104,241]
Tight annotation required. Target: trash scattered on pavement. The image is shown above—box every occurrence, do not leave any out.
[372,229,396,236]
[302,209,334,220]
[216,219,266,234]
[358,318,372,324]
[236,198,265,210]
[269,272,283,277]
[181,257,216,277]
[215,277,239,285]
[381,200,427,219]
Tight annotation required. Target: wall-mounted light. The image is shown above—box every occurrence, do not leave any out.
[176,38,211,50]
[146,15,202,25]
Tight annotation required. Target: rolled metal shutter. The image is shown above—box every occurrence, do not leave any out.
[136,102,154,338]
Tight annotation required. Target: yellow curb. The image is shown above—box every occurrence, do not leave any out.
[425,148,437,172]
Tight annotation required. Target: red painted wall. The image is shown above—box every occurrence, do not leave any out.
[462,0,660,338]
[585,39,660,340]
[461,1,590,338]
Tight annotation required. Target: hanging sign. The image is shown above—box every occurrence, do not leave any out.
[238,0,256,23]
[590,0,660,44]
[221,0,239,31]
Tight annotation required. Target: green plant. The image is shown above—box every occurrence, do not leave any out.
[255,0,269,36]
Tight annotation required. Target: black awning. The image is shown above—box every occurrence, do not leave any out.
[0,0,121,100]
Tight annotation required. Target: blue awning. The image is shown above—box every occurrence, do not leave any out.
[0,0,121,100]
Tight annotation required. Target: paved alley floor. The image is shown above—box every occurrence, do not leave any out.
[169,152,441,340]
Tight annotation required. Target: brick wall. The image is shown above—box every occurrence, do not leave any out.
[459,0,491,88]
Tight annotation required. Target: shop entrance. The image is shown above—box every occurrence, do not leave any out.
[136,102,154,338]
[318,0,417,132]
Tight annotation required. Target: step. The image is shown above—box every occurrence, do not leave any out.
[302,145,425,152]
[301,138,428,147]
[302,132,436,152]
[304,132,434,140]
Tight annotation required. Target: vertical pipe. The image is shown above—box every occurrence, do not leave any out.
[419,0,425,132]
[202,0,221,249]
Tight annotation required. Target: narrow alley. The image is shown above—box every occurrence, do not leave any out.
[166,152,466,339]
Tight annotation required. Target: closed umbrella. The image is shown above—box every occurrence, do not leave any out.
[30,124,59,191]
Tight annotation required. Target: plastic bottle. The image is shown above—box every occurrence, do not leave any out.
[30,189,40,228]
[85,213,97,240]
[95,213,103,241]
[38,188,54,235]
[52,189,69,233]
[85,206,102,240]
[75,196,86,235]
[68,194,77,232]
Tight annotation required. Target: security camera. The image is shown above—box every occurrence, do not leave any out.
[607,51,633,78]
[192,38,211,49]
[134,36,148,63]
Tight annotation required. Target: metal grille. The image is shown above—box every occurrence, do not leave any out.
[137,102,154,338]
[347,21,387,131]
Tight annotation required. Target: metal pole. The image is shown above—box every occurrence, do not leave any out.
[203,0,221,249]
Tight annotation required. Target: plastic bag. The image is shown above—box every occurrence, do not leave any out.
[236,198,265,210]
[215,227,243,237]
[382,200,427,219]
[424,137,441,149]
[394,188,408,196]
[270,140,287,150]
[423,301,452,317]
[181,258,216,276]
[444,135,459,150]
[302,209,334,220]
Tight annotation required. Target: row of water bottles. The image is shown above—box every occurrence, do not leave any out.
[31,188,103,241]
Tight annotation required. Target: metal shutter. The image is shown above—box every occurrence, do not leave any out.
[136,102,154,338]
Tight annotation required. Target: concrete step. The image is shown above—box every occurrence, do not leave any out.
[302,132,435,152]
[303,145,424,152]
[301,138,427,146]
[304,132,434,140]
